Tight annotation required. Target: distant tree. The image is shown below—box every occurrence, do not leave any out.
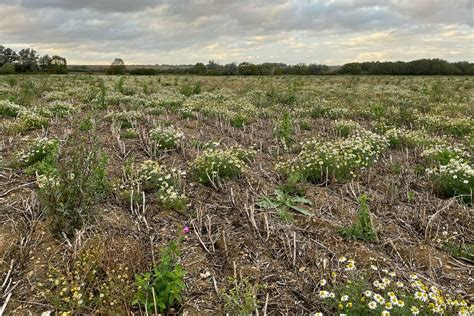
[0,63,15,74]
[238,62,258,75]
[17,48,39,72]
[193,63,207,75]
[223,63,239,75]
[38,54,52,70]
[339,62,362,75]
[0,46,19,66]
[308,64,330,75]
[107,58,126,75]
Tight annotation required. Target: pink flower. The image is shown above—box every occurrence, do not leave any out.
[183,226,190,234]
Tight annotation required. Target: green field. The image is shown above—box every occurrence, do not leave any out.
[0,75,473,315]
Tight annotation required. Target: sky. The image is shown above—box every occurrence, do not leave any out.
[0,0,473,65]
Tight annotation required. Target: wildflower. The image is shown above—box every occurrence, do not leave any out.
[320,279,327,286]
[411,306,420,315]
[381,311,390,316]
[338,256,347,263]
[385,302,393,310]
[183,226,190,233]
[396,300,404,307]
[341,295,349,302]
[315,313,323,316]
[374,294,385,304]
[368,301,377,309]
[319,290,330,299]
[364,290,373,297]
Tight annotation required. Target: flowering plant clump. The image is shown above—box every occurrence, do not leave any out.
[120,127,139,139]
[38,242,133,314]
[426,158,473,204]
[421,143,470,165]
[384,127,430,149]
[17,109,49,130]
[418,115,473,137]
[114,160,186,210]
[17,137,58,167]
[106,110,142,128]
[0,100,22,117]
[192,147,255,185]
[314,257,473,316]
[326,107,351,119]
[277,130,388,183]
[38,101,75,118]
[333,119,362,138]
[149,125,184,150]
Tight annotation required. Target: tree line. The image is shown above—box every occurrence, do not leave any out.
[124,59,473,76]
[0,45,68,74]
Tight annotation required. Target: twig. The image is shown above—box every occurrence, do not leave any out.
[0,181,35,197]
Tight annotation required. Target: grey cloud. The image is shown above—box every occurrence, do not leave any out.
[0,0,472,64]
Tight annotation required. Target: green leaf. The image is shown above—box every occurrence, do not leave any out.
[288,205,313,216]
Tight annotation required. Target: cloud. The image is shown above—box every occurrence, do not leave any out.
[0,0,472,64]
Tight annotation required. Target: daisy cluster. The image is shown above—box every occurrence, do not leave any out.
[38,101,75,118]
[333,119,362,137]
[192,147,255,185]
[0,99,22,117]
[417,115,473,137]
[315,257,472,316]
[384,127,430,149]
[427,158,473,203]
[42,90,70,101]
[38,243,133,314]
[277,130,388,182]
[421,143,470,165]
[106,110,142,128]
[183,91,258,127]
[16,108,49,130]
[114,160,186,209]
[149,125,184,150]
[17,137,58,167]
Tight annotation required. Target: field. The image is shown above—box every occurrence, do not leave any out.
[0,74,473,315]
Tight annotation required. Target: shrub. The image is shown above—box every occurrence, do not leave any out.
[37,134,108,237]
[192,147,254,185]
[0,63,15,74]
[133,240,185,313]
[149,126,184,150]
[0,100,22,117]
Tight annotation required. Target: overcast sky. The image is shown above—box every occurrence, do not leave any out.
[1,0,473,65]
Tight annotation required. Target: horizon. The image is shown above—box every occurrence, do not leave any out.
[1,0,473,65]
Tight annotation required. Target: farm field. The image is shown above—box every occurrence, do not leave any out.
[0,74,473,315]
